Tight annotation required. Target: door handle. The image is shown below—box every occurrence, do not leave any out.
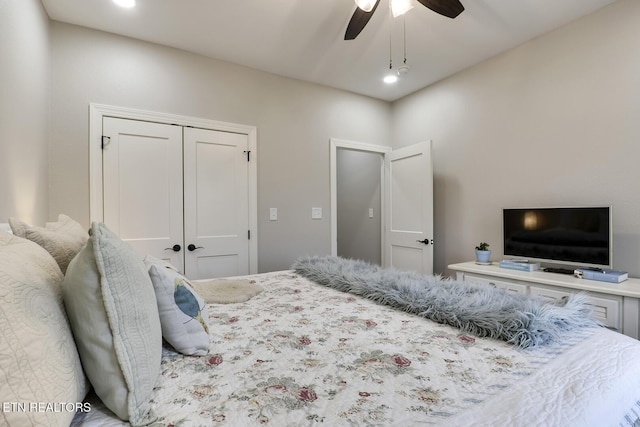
[187,244,204,252]
[416,239,433,245]
[164,244,181,252]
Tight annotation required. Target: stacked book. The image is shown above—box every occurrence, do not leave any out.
[574,268,628,283]
[499,259,540,272]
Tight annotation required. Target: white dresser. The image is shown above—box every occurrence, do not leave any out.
[448,262,640,339]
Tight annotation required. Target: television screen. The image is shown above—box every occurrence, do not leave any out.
[503,207,611,268]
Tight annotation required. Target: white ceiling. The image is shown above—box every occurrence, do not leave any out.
[41,0,618,102]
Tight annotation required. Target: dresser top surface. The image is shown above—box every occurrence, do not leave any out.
[448,261,640,298]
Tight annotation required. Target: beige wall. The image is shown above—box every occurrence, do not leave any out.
[49,22,392,272]
[391,0,640,276]
[0,0,50,225]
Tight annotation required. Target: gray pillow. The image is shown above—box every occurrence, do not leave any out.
[0,231,88,427]
[62,223,161,425]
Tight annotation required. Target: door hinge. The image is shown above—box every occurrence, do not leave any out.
[101,136,111,149]
[248,230,251,240]
[243,150,251,162]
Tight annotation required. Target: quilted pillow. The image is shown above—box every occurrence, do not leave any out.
[9,214,89,274]
[0,231,88,427]
[144,255,210,356]
[62,223,161,425]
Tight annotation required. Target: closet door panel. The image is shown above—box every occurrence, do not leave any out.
[184,127,249,279]
[194,141,237,236]
[102,118,184,271]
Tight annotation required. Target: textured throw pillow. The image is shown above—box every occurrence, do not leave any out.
[62,223,161,425]
[9,214,89,274]
[0,231,88,427]
[144,255,210,356]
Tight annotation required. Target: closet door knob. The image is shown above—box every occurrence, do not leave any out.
[187,244,204,251]
[165,244,181,252]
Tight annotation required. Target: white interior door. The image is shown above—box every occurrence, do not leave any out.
[102,117,185,271]
[384,141,433,274]
[183,127,250,279]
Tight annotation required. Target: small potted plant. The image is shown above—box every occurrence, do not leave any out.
[475,242,491,264]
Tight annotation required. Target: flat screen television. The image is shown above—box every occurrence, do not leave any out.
[503,207,612,269]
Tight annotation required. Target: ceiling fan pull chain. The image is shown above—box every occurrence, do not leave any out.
[403,14,407,65]
[396,13,410,77]
[389,29,392,70]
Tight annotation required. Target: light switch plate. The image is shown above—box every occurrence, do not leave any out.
[368,208,374,218]
[269,208,278,221]
[312,207,322,219]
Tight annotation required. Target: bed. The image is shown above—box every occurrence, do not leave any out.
[2,216,640,427]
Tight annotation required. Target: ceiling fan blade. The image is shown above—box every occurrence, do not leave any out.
[416,0,464,19]
[344,0,381,40]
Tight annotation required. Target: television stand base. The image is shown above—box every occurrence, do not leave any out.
[448,261,640,340]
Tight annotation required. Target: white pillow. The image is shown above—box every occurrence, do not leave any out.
[0,231,88,427]
[144,255,210,356]
[62,223,161,425]
[9,214,89,274]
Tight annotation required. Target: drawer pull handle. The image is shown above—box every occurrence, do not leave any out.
[488,282,497,288]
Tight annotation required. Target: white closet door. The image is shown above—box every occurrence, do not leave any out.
[384,141,433,274]
[102,117,184,271]
[183,127,250,279]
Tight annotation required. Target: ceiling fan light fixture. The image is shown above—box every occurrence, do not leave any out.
[391,0,415,18]
[354,0,377,12]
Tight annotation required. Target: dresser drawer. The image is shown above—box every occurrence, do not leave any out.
[464,274,527,295]
[530,286,621,331]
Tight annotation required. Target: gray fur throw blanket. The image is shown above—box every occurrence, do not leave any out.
[292,256,599,349]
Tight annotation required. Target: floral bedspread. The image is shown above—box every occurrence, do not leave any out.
[74,270,597,426]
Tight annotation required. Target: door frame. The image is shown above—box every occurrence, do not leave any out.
[329,138,391,263]
[89,103,258,274]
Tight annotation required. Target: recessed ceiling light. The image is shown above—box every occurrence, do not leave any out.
[383,75,398,84]
[113,0,135,8]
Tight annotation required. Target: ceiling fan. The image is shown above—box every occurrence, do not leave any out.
[345,0,465,40]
